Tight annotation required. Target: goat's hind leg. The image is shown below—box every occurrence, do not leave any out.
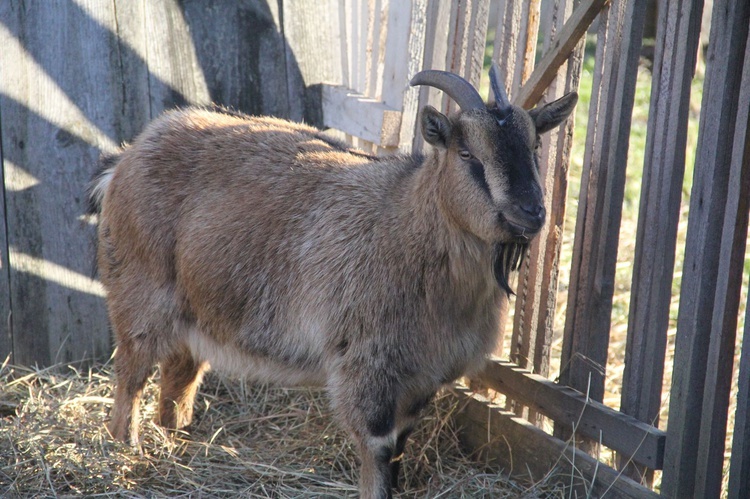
[108,338,156,447]
[157,343,207,431]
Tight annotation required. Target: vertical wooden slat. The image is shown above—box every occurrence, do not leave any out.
[176,1,292,119]
[730,294,750,498]
[726,30,750,499]
[0,94,12,363]
[692,9,750,497]
[141,1,211,115]
[464,0,490,89]
[488,1,538,343]
[411,0,449,153]
[365,0,383,98]
[557,0,647,406]
[491,0,540,100]
[369,0,416,154]
[282,0,345,126]
[396,0,429,154]
[511,0,583,382]
[378,0,411,109]
[618,0,704,484]
[439,0,489,115]
[661,0,750,495]
[413,0,488,151]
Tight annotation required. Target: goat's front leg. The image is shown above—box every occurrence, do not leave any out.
[390,392,434,490]
[330,374,399,499]
[357,430,398,499]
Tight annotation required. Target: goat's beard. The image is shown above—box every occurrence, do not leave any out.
[493,242,528,295]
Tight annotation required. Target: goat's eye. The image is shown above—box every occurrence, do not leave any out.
[459,150,473,160]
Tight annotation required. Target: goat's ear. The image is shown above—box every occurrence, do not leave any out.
[530,92,578,134]
[420,106,451,148]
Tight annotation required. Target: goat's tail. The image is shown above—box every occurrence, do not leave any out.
[86,152,120,215]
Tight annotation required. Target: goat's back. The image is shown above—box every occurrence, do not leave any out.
[97,108,438,381]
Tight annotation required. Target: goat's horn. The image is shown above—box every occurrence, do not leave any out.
[410,70,485,111]
[489,62,511,118]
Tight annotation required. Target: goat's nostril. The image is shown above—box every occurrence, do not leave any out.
[522,203,545,219]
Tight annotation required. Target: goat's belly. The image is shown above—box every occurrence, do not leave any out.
[186,328,327,386]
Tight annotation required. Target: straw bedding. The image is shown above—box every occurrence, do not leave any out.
[0,358,566,497]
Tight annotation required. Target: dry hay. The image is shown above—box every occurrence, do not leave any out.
[0,358,567,498]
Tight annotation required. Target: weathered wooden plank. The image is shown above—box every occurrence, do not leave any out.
[0,0,137,365]
[491,0,539,101]
[371,0,413,153]
[0,3,21,361]
[409,1,442,153]
[0,147,11,360]
[488,1,539,348]
[507,1,584,429]
[661,0,750,496]
[141,1,211,114]
[321,85,402,146]
[515,0,609,109]
[726,28,750,499]
[282,0,344,126]
[692,6,750,497]
[465,0,491,92]
[451,386,658,498]
[730,293,750,498]
[177,1,292,118]
[364,0,382,98]
[510,0,583,382]
[415,0,452,148]
[558,0,647,408]
[477,360,666,469]
[618,0,705,485]
[436,0,489,116]
[396,0,429,154]
[412,0,488,152]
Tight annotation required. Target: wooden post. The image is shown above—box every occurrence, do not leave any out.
[661,0,750,496]
[618,0,705,485]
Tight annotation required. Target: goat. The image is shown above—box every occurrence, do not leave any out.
[88,63,576,498]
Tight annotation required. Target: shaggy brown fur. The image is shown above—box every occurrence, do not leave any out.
[90,86,575,498]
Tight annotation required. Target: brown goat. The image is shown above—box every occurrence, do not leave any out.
[88,66,576,498]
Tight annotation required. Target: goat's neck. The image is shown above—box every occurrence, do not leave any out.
[403,154,494,291]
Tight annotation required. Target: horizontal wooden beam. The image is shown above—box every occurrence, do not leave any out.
[476,360,666,470]
[321,84,403,147]
[515,0,609,109]
[452,386,657,498]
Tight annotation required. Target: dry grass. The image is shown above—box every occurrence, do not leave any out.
[0,358,570,498]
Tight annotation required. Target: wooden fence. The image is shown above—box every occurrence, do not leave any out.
[1,0,748,497]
